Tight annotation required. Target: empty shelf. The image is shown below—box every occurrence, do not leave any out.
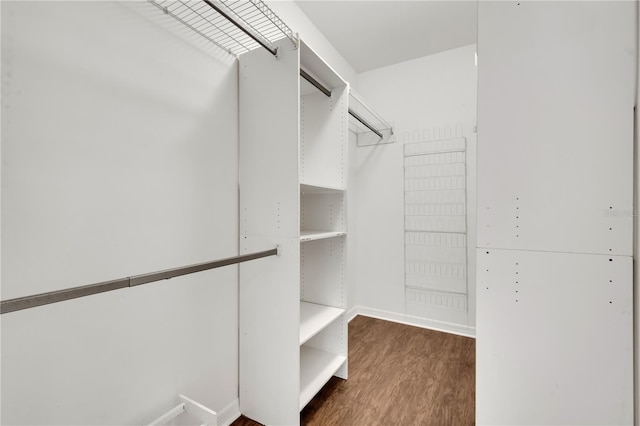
[300,302,344,345]
[300,230,346,242]
[300,183,345,194]
[299,346,346,410]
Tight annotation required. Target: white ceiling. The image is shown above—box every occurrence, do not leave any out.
[294,1,478,73]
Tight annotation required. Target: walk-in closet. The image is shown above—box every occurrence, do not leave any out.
[1,1,638,425]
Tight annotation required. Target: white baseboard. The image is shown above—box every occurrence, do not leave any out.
[346,305,360,322]
[349,305,476,338]
[216,399,240,426]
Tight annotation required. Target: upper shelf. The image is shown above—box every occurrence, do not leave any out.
[300,40,347,91]
[148,0,296,57]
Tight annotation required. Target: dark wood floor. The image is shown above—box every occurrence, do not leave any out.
[232,315,475,425]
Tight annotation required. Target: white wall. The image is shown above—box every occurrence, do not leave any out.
[354,45,477,333]
[1,2,239,424]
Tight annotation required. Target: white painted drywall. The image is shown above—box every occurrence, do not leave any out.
[1,2,239,424]
[353,45,478,329]
[477,249,633,425]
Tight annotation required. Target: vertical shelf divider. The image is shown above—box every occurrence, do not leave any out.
[239,37,348,426]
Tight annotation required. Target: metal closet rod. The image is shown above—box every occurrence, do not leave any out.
[201,0,278,57]
[298,70,383,139]
[300,69,331,97]
[348,109,383,139]
[0,248,278,315]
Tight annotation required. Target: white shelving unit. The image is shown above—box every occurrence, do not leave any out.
[239,38,348,426]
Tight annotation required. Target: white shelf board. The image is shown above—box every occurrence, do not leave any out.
[299,302,344,345]
[300,230,346,242]
[300,183,345,194]
[300,40,346,90]
[299,346,346,410]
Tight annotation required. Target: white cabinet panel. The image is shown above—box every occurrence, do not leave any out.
[477,1,635,256]
[239,38,301,426]
[476,248,632,425]
[239,39,300,240]
[239,237,300,425]
[477,3,635,424]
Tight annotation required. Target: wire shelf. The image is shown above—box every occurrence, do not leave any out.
[349,89,395,146]
[149,0,296,57]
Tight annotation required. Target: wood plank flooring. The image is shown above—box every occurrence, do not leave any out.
[232,315,475,425]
